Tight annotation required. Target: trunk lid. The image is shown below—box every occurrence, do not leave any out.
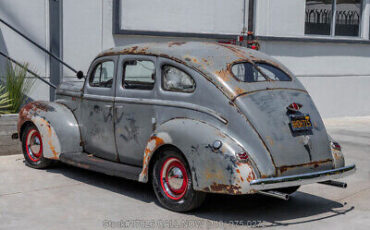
[235,89,333,176]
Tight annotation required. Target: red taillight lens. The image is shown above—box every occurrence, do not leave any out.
[237,152,249,161]
[331,141,341,151]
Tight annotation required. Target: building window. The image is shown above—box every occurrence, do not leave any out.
[305,0,362,37]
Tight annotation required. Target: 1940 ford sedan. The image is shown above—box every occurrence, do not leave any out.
[17,42,356,212]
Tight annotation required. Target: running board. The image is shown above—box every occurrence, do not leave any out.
[59,152,142,181]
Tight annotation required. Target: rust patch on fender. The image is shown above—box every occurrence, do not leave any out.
[18,102,55,136]
[247,169,256,182]
[39,118,59,159]
[142,136,165,177]
[208,182,242,195]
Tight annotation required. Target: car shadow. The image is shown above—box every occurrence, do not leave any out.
[45,163,156,203]
[191,192,354,228]
[45,162,354,228]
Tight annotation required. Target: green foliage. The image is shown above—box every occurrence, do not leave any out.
[0,86,12,114]
[1,63,34,113]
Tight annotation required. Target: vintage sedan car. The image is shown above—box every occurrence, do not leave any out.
[17,42,355,212]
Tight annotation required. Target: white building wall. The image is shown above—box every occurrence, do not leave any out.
[1,0,370,118]
[0,0,50,101]
[255,0,305,36]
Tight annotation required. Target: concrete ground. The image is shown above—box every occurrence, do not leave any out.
[0,117,369,230]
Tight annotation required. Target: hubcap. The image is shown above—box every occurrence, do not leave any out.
[167,167,184,191]
[26,129,43,162]
[160,157,188,200]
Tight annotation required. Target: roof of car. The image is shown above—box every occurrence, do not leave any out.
[97,42,301,99]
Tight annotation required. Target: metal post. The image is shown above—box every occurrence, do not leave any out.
[331,0,337,36]
[49,0,63,101]
[248,0,255,33]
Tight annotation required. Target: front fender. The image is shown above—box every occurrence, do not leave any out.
[18,101,82,159]
[139,118,259,194]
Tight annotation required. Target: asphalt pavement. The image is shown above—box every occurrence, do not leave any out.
[0,116,369,230]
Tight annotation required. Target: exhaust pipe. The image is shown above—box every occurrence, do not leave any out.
[258,190,290,200]
[319,180,347,188]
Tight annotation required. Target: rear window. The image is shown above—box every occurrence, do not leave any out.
[231,62,291,82]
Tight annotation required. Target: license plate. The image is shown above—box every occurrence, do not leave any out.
[289,114,313,132]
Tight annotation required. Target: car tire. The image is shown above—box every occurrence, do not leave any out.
[276,186,300,195]
[22,124,52,169]
[152,148,206,212]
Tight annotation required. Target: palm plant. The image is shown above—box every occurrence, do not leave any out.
[2,63,34,113]
[0,86,12,114]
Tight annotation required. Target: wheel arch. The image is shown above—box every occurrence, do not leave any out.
[138,118,258,194]
[19,121,34,140]
[147,144,189,184]
[18,101,83,159]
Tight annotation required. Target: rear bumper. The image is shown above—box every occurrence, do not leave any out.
[250,164,356,191]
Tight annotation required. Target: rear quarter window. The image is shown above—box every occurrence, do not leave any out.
[231,62,291,82]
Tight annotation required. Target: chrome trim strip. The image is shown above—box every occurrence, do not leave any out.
[250,164,356,190]
[115,97,228,124]
[57,90,82,98]
[84,94,114,102]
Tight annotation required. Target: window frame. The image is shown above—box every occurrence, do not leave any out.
[305,0,364,37]
[161,64,196,93]
[230,61,292,83]
[122,59,156,90]
[88,59,115,88]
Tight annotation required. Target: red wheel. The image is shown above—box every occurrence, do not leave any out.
[25,128,43,162]
[160,157,188,200]
[152,148,206,212]
[22,124,52,169]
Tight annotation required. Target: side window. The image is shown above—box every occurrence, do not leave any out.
[256,63,291,81]
[89,61,115,88]
[231,62,291,82]
[123,60,155,90]
[162,65,195,93]
[231,62,266,82]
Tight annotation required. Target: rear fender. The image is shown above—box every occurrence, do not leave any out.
[18,101,82,159]
[139,118,259,194]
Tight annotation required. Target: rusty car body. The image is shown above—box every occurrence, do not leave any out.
[17,42,356,211]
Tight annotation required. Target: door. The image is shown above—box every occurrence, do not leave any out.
[81,56,118,161]
[114,55,157,166]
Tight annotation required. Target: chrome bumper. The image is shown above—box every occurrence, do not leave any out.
[250,164,356,190]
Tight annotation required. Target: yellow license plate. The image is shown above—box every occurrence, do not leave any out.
[290,115,313,131]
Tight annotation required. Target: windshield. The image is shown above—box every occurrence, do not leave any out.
[231,62,291,82]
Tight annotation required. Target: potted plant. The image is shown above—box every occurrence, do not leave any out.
[1,62,34,114]
[0,85,12,115]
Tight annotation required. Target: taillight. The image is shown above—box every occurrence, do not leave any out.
[331,141,342,151]
[236,152,249,162]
